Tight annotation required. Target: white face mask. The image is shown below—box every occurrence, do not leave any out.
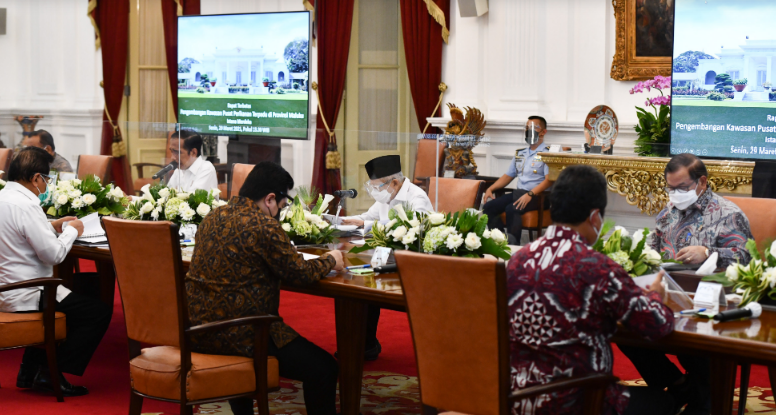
[369,187,393,204]
[669,187,699,210]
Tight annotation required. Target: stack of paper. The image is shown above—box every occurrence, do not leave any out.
[75,213,108,244]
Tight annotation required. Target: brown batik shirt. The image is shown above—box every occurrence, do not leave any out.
[186,196,335,356]
[50,153,73,173]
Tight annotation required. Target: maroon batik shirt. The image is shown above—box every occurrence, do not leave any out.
[507,226,674,415]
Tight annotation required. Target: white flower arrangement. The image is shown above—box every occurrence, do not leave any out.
[705,239,776,307]
[279,191,336,245]
[593,221,668,277]
[351,205,511,260]
[123,183,223,225]
[43,174,127,218]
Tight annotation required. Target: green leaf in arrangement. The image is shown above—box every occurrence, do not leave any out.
[702,272,733,287]
[592,219,616,253]
[629,228,649,263]
[747,239,761,261]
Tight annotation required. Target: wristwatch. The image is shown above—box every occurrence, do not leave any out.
[704,248,710,258]
[527,191,535,197]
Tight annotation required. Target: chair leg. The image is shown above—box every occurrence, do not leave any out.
[129,392,143,415]
[257,390,269,415]
[45,340,64,402]
[738,364,751,415]
[181,403,193,415]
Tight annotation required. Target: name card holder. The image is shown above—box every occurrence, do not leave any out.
[371,247,392,268]
[694,281,727,313]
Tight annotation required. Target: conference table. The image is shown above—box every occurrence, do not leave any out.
[56,242,776,415]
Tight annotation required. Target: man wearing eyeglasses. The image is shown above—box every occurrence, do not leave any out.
[340,155,433,229]
[0,147,112,397]
[619,153,753,415]
[653,153,752,267]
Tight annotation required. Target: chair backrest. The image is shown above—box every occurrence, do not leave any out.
[77,155,113,184]
[428,178,485,213]
[395,251,508,415]
[229,163,255,198]
[413,139,446,182]
[103,217,185,347]
[725,196,776,252]
[0,148,12,178]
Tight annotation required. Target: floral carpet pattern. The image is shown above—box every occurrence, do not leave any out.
[621,379,776,414]
[137,375,776,414]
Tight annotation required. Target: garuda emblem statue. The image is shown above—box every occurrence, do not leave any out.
[443,103,486,178]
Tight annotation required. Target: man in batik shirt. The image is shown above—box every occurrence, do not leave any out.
[186,162,344,415]
[651,153,752,267]
[620,153,753,415]
[508,165,676,415]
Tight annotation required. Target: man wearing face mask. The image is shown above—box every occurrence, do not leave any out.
[339,155,432,361]
[482,116,552,243]
[340,155,433,229]
[617,153,753,415]
[0,147,113,397]
[166,129,219,192]
[653,153,752,267]
[186,161,344,415]
[508,165,676,415]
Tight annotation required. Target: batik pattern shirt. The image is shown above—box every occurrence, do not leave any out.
[50,153,73,173]
[651,189,752,268]
[507,226,674,415]
[186,196,335,356]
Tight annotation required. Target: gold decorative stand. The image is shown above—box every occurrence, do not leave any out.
[537,153,755,216]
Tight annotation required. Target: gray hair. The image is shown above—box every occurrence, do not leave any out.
[383,172,404,183]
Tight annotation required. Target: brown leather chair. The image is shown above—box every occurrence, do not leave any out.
[726,196,776,252]
[0,278,66,402]
[395,251,615,414]
[77,155,113,184]
[413,139,446,186]
[495,190,552,242]
[229,163,254,198]
[0,148,12,178]
[102,217,280,415]
[428,178,485,213]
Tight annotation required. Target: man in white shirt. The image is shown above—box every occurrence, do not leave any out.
[0,147,112,397]
[167,130,219,192]
[341,155,433,229]
[340,155,433,360]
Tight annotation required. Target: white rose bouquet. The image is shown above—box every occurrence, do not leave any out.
[43,174,128,218]
[123,183,225,225]
[350,205,512,260]
[703,240,776,307]
[279,192,336,245]
[592,221,667,277]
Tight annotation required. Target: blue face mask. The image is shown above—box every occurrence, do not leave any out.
[35,174,52,205]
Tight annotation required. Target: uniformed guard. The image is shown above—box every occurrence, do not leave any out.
[482,115,552,243]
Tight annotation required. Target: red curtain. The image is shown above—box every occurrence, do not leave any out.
[161,0,201,120]
[400,0,450,133]
[310,0,355,194]
[91,0,131,192]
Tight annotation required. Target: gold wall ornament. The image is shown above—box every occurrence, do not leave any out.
[442,104,486,178]
[538,153,754,216]
[610,0,673,81]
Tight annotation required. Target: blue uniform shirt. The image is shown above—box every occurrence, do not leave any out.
[505,144,550,191]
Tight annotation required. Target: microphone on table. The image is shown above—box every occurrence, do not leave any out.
[374,264,397,274]
[152,161,178,180]
[714,302,762,322]
[334,189,358,198]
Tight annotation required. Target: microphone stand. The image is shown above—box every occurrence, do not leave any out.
[333,198,344,230]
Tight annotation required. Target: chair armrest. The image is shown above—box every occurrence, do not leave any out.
[186,315,283,335]
[133,162,165,168]
[0,278,64,293]
[508,374,618,402]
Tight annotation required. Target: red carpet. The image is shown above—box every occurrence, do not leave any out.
[0,259,771,414]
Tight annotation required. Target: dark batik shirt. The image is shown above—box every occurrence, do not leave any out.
[651,189,752,268]
[508,226,674,415]
[186,196,335,356]
[50,153,73,173]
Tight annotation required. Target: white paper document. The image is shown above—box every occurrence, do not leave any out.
[76,213,107,243]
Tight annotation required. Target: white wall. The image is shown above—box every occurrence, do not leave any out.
[0,0,104,167]
[200,0,317,189]
[428,0,669,233]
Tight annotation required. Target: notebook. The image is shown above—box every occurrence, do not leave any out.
[75,213,108,244]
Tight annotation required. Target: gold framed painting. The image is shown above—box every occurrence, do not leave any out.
[610,0,674,81]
